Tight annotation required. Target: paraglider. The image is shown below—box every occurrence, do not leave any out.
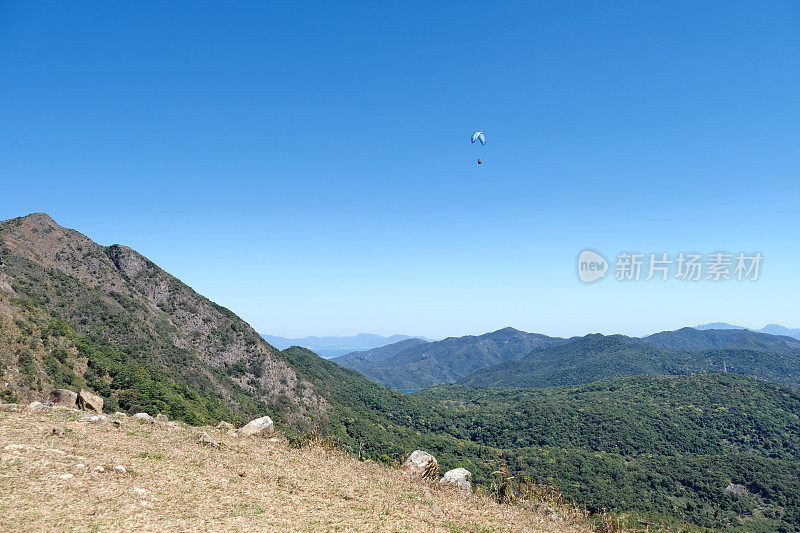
[471,131,485,165]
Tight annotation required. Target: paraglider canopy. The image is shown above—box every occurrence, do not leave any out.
[471,131,486,145]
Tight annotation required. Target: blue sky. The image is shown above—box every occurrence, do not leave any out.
[1,2,798,338]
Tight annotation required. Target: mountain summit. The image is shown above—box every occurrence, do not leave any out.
[0,212,324,425]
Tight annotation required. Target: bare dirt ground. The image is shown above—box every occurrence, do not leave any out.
[0,405,596,532]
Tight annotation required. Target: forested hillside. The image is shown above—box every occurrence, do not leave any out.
[462,333,800,389]
[332,327,566,389]
[0,213,324,426]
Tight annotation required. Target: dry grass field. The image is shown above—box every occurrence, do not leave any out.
[0,405,598,533]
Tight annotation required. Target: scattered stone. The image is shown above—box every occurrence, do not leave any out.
[44,448,67,456]
[58,473,73,480]
[725,483,748,495]
[76,389,103,413]
[51,427,66,438]
[440,467,472,493]
[113,465,127,474]
[155,414,169,422]
[133,413,155,423]
[79,414,111,425]
[402,450,439,480]
[48,389,77,409]
[76,463,86,469]
[199,431,219,447]
[4,444,28,452]
[237,415,274,436]
[114,411,128,417]
[93,466,105,473]
[113,419,122,427]
[28,401,45,411]
[216,421,235,430]
[267,437,281,443]
[424,489,445,518]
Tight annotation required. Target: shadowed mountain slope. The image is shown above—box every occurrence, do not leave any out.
[0,213,324,425]
[332,327,566,390]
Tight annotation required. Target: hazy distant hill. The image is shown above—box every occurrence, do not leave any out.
[261,332,428,359]
[332,327,566,390]
[462,330,800,389]
[697,322,800,340]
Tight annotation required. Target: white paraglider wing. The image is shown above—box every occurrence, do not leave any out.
[471,131,486,145]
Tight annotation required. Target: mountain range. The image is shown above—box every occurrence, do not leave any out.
[261,332,429,359]
[697,322,800,339]
[335,326,800,391]
[332,327,565,390]
[2,212,799,530]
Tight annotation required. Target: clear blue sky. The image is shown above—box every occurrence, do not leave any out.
[1,2,798,338]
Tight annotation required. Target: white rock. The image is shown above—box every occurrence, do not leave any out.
[3,444,27,452]
[236,415,274,436]
[199,431,219,447]
[133,413,154,423]
[134,487,148,495]
[401,450,439,479]
[44,448,66,456]
[93,466,105,473]
[440,468,472,493]
[58,473,73,480]
[28,401,45,410]
[113,465,127,474]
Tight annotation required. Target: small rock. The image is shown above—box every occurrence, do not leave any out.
[58,473,74,480]
[227,429,238,437]
[4,444,28,452]
[133,487,148,495]
[93,466,105,473]
[113,465,126,474]
[133,412,154,423]
[402,450,439,480]
[199,431,219,447]
[267,437,281,443]
[114,411,128,417]
[28,401,45,411]
[76,389,103,413]
[79,414,111,425]
[48,389,77,409]
[76,463,86,469]
[51,427,66,437]
[440,467,472,493]
[216,421,235,430]
[44,448,67,456]
[236,415,274,436]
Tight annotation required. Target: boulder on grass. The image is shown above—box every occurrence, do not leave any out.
[440,468,472,493]
[236,416,274,436]
[199,431,219,447]
[48,389,77,409]
[402,450,439,480]
[76,389,103,413]
[133,412,154,422]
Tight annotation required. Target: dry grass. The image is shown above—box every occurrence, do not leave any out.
[0,406,598,532]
